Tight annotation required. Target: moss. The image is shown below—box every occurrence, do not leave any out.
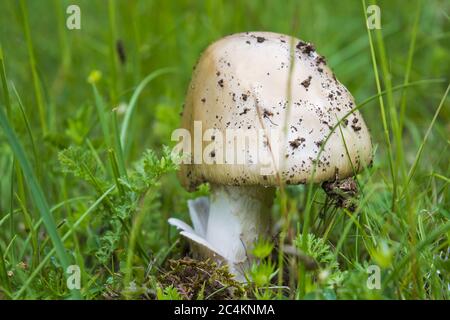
[158,257,246,300]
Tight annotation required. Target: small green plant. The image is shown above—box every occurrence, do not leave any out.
[252,238,275,260]
[156,285,182,300]
[58,145,178,294]
[248,238,278,299]
[295,233,344,296]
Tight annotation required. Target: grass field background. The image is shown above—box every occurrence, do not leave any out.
[0,0,449,299]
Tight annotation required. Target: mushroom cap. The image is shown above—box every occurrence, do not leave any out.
[179,32,372,190]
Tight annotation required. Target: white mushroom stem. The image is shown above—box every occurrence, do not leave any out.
[207,184,275,264]
[168,184,275,280]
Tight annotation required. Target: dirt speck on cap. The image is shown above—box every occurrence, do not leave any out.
[239,108,250,116]
[315,56,327,66]
[296,41,315,55]
[301,76,312,90]
[263,109,273,118]
[343,119,349,127]
[289,137,306,149]
[315,140,324,148]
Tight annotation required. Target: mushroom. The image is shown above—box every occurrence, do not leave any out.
[169,32,372,280]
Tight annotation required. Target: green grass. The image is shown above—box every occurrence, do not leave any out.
[0,0,449,300]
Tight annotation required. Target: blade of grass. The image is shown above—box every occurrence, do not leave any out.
[19,0,47,134]
[0,236,11,294]
[14,193,39,268]
[17,196,91,261]
[334,186,380,257]
[0,52,36,271]
[0,48,17,265]
[431,173,450,184]
[298,78,445,227]
[108,148,125,197]
[91,83,111,147]
[111,110,127,178]
[123,193,150,298]
[120,67,176,152]
[0,103,78,299]
[401,83,450,198]
[86,138,107,174]
[398,0,422,135]
[9,158,15,265]
[362,0,396,210]
[3,234,18,258]
[373,1,403,206]
[53,0,71,69]
[0,46,11,116]
[14,186,115,299]
[358,79,445,109]
[384,217,450,285]
[297,75,443,298]
[275,9,301,297]
[108,0,119,104]
[11,83,40,178]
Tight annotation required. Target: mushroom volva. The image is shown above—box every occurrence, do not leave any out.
[169,32,372,280]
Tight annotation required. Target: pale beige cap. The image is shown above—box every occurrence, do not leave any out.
[179,32,372,190]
